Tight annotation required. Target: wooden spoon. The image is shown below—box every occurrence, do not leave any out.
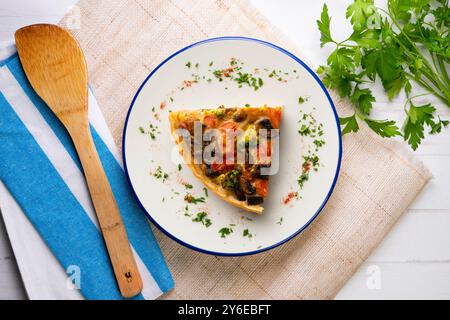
[15,24,143,298]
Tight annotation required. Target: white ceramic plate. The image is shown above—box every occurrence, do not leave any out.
[123,37,341,256]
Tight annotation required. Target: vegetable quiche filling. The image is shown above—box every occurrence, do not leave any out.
[169,105,282,213]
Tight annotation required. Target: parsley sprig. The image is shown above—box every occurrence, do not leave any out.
[192,211,212,227]
[317,0,449,150]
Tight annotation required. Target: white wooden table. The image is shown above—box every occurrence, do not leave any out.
[0,0,449,300]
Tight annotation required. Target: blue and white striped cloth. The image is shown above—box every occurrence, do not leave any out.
[0,51,173,300]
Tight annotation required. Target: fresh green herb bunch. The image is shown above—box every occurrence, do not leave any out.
[317,0,449,150]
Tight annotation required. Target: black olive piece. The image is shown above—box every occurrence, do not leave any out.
[247,196,264,205]
[233,110,247,122]
[234,187,247,201]
[257,118,273,139]
[239,176,255,195]
[251,165,268,180]
[257,118,273,130]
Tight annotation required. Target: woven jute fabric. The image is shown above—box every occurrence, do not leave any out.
[60,0,432,299]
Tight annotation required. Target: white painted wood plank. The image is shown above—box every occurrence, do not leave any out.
[409,155,450,210]
[367,210,450,262]
[0,214,26,300]
[336,262,450,299]
[0,259,25,300]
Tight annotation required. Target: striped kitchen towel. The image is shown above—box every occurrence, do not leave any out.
[0,52,174,300]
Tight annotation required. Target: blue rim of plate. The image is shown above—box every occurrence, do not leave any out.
[122,36,342,257]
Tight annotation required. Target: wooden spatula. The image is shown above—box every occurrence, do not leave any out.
[15,24,143,298]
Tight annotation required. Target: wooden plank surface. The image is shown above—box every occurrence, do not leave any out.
[0,0,449,299]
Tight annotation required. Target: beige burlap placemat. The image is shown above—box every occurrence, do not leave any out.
[60,0,432,299]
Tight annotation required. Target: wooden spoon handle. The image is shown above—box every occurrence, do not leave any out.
[68,116,143,298]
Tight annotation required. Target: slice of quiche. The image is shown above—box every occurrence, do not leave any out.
[169,105,282,214]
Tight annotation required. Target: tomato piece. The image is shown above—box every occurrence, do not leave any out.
[267,108,282,128]
[253,179,268,197]
[257,140,271,167]
[258,139,272,157]
[211,162,235,172]
[211,163,223,171]
[203,115,217,128]
[219,121,237,132]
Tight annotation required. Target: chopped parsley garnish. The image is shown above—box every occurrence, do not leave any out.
[244,103,250,108]
[258,78,264,87]
[298,124,312,136]
[298,154,321,189]
[178,164,182,171]
[191,57,297,92]
[276,217,283,225]
[218,226,233,238]
[185,61,191,68]
[153,166,169,182]
[304,154,320,168]
[297,172,309,189]
[184,183,193,189]
[313,139,325,149]
[297,110,325,190]
[243,229,253,238]
[184,205,191,217]
[213,69,224,81]
[184,194,206,204]
[298,112,321,138]
[233,72,263,91]
[148,123,160,140]
[267,69,286,82]
[139,123,160,140]
[192,211,212,227]
[203,187,208,197]
[298,96,308,104]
